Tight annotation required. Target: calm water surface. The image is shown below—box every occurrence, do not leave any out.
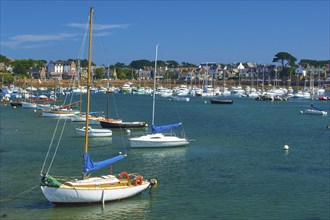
[1,92,329,220]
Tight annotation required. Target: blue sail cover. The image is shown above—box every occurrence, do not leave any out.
[152,123,182,133]
[83,153,126,174]
[1,88,9,96]
[311,104,324,111]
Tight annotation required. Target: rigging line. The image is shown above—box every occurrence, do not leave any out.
[0,184,39,205]
[90,95,103,113]
[76,15,90,60]
[40,88,70,173]
[101,41,111,66]
[110,92,127,155]
[174,102,187,137]
[111,92,120,120]
[41,18,86,174]
[46,116,69,174]
[40,113,63,174]
[93,11,111,67]
[42,87,75,174]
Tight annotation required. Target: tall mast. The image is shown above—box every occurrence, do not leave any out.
[152,44,159,126]
[84,7,93,154]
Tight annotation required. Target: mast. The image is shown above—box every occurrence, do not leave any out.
[84,7,93,154]
[308,65,314,104]
[152,44,159,126]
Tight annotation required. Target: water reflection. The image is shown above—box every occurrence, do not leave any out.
[131,147,188,169]
[44,198,150,220]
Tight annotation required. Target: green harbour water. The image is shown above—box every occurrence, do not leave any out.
[1,92,329,220]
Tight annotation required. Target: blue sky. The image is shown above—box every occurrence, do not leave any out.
[1,1,329,66]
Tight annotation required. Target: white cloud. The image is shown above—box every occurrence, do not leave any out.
[1,33,77,49]
[0,23,128,50]
[66,23,130,30]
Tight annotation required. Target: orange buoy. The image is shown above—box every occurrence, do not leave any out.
[134,175,143,186]
[119,172,130,180]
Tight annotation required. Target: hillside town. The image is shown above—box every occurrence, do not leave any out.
[1,58,330,89]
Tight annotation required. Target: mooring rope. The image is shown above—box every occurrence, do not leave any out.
[0,184,39,205]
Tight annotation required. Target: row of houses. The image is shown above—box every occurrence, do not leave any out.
[1,60,329,82]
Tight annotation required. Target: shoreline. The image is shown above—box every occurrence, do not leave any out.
[1,78,330,91]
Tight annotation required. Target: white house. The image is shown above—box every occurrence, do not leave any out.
[47,60,77,79]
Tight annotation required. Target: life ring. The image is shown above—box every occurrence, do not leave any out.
[119,172,130,180]
[134,175,143,186]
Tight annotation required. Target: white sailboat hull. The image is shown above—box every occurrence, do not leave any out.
[129,133,189,148]
[42,111,78,119]
[303,109,327,115]
[76,127,112,137]
[41,177,150,204]
[21,101,37,108]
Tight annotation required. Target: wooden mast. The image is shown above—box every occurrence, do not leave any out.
[84,7,93,154]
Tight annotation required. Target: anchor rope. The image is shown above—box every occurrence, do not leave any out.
[0,184,39,205]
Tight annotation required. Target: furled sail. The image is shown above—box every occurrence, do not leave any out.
[152,123,182,133]
[83,153,125,174]
[311,104,324,111]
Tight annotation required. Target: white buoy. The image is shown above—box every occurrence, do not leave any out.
[283,144,289,150]
[126,129,131,134]
[204,101,207,104]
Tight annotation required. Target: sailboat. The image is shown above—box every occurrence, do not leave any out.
[210,68,233,104]
[300,66,327,116]
[129,44,189,148]
[99,92,147,129]
[210,67,233,104]
[70,69,105,124]
[40,8,156,205]
[75,126,112,137]
[70,93,105,124]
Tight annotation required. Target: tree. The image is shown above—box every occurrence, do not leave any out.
[113,62,126,68]
[0,73,14,84]
[181,62,196,68]
[152,60,166,68]
[299,59,330,68]
[129,60,151,69]
[273,52,297,68]
[11,59,47,76]
[12,59,34,76]
[164,70,176,80]
[273,52,297,79]
[0,55,12,66]
[94,67,104,79]
[114,67,127,80]
[166,60,179,68]
[79,59,96,68]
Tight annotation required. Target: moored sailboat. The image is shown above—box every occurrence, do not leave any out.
[75,126,112,137]
[210,67,233,104]
[129,44,189,148]
[40,8,156,205]
[99,92,147,129]
[300,66,327,116]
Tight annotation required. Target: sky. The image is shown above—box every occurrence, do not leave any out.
[1,0,329,66]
